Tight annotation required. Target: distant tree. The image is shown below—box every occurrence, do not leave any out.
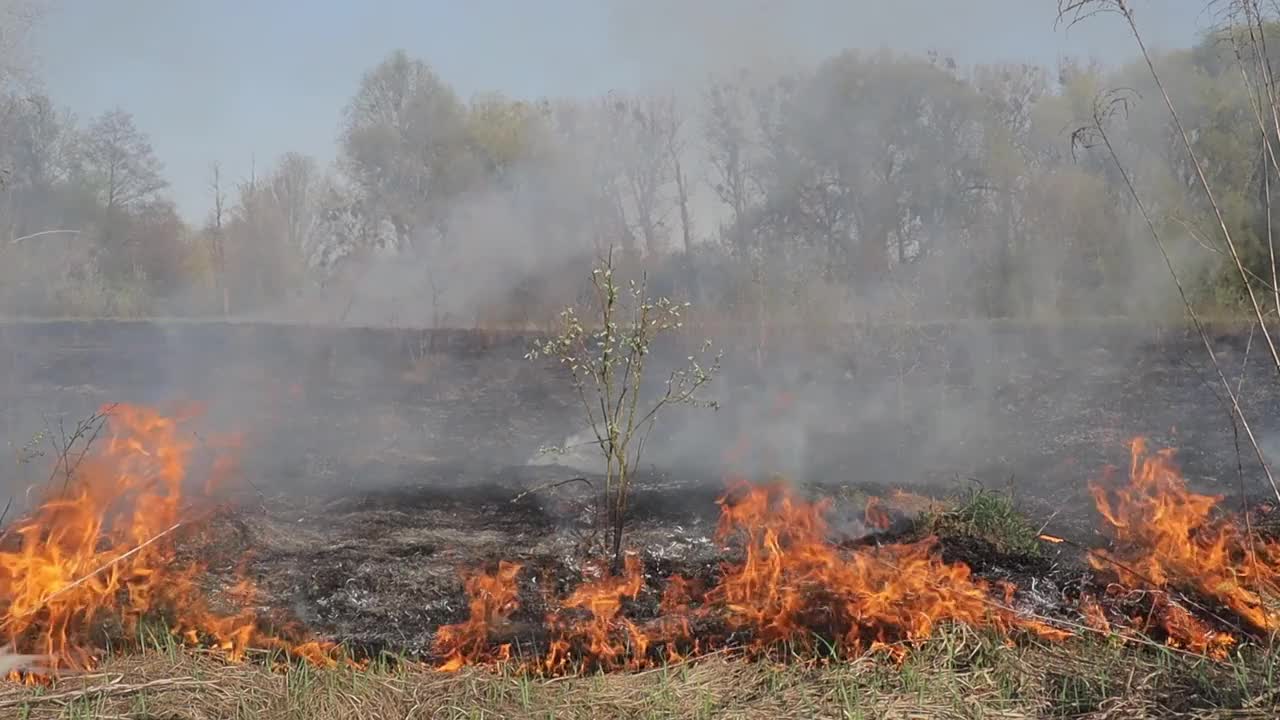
[79,109,167,214]
[71,109,170,296]
[268,152,320,256]
[662,98,695,255]
[338,50,492,324]
[780,51,985,281]
[126,197,189,298]
[611,95,679,257]
[0,93,78,242]
[340,50,472,249]
[704,74,763,257]
[220,154,320,311]
[465,93,549,180]
[203,162,229,313]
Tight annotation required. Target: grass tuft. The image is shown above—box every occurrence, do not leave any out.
[918,486,1042,556]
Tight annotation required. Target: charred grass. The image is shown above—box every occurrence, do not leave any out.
[5,486,1279,719]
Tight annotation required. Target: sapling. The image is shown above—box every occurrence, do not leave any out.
[527,249,720,572]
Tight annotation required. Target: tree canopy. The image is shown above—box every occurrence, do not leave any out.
[3,20,1279,324]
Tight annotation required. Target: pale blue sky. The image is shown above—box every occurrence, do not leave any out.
[31,1,1212,221]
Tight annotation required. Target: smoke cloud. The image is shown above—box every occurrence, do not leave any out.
[0,0,1269,512]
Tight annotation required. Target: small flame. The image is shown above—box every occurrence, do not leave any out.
[864,497,892,531]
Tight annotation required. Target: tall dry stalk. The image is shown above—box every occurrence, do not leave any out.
[1062,1,1280,368]
[1059,1,1280,504]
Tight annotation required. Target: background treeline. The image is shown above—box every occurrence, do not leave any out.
[0,24,1275,326]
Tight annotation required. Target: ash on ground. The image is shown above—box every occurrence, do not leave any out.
[189,460,1094,659]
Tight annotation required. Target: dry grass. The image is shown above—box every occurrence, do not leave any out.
[1,629,1276,720]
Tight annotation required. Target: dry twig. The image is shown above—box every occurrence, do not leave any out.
[14,522,182,618]
[0,676,216,709]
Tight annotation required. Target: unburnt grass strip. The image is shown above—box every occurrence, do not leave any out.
[2,631,1278,719]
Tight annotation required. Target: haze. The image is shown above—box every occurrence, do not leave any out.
[4,0,1274,497]
[32,0,1204,220]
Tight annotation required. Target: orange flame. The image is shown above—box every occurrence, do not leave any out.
[864,496,892,531]
[434,561,522,672]
[0,404,344,675]
[708,481,1068,654]
[434,480,1068,672]
[1087,437,1279,655]
[542,554,648,674]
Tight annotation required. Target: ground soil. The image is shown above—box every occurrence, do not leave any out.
[176,463,1091,662]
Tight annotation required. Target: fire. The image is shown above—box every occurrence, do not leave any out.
[1087,437,1279,654]
[434,480,1068,672]
[542,554,649,674]
[0,404,343,676]
[864,496,892,531]
[434,561,522,672]
[707,481,1068,655]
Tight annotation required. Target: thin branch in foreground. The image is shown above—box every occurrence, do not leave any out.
[510,477,595,505]
[41,405,114,493]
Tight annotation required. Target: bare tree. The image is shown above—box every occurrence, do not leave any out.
[614,96,678,257]
[663,99,695,254]
[75,109,168,290]
[206,162,228,314]
[269,152,319,255]
[80,109,167,214]
[593,97,640,257]
[705,76,760,256]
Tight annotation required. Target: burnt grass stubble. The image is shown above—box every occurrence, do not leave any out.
[179,460,1199,669]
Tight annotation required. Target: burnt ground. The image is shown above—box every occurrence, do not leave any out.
[5,321,1280,667]
[191,465,731,657]
[182,459,1119,662]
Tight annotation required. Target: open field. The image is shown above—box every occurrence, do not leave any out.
[2,481,1279,719]
[2,319,1278,496]
[2,322,1280,718]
